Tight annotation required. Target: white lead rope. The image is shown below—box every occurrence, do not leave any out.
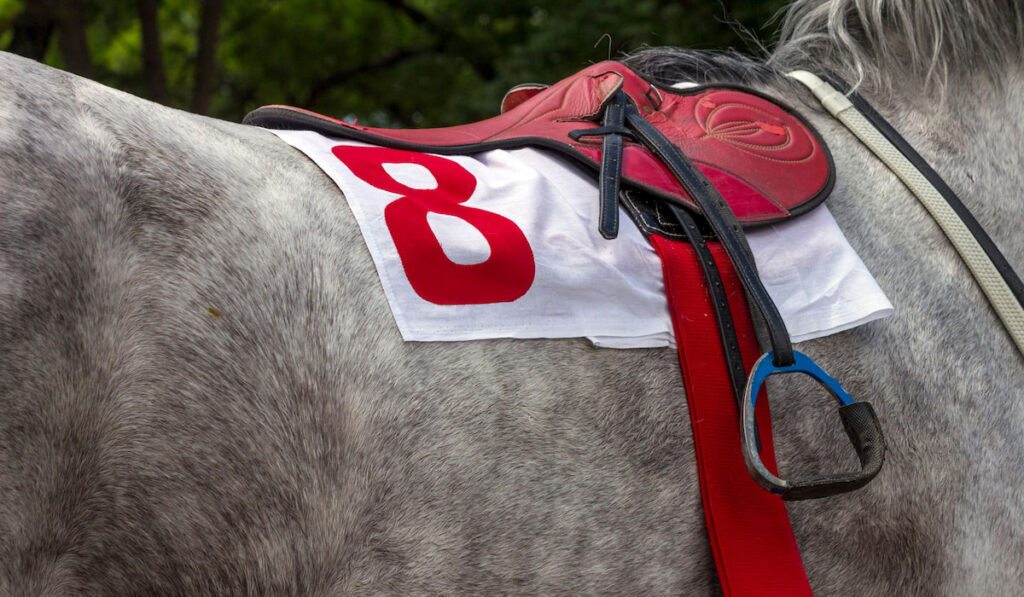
[787,70,1024,358]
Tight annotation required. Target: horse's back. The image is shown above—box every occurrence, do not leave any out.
[0,52,718,595]
[3,48,1024,596]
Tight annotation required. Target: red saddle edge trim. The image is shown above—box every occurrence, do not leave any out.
[650,234,813,597]
[243,61,835,227]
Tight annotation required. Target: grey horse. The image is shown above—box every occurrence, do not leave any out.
[0,0,1021,594]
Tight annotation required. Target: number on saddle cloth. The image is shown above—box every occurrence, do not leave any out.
[242,60,886,498]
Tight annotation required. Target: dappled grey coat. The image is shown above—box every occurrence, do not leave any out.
[0,0,1023,594]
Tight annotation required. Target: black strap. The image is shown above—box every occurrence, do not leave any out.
[618,93,795,367]
[595,98,627,239]
[568,95,630,238]
[668,202,762,450]
[669,204,749,403]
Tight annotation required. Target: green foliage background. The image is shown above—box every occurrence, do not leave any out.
[0,0,789,126]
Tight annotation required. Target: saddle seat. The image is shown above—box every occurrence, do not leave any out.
[243,61,834,227]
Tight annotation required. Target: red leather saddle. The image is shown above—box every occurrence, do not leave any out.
[244,63,882,501]
[245,61,884,596]
[243,61,833,230]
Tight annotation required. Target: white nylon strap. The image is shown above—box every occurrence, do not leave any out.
[788,70,1024,357]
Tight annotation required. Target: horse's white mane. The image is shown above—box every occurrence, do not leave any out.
[770,0,1024,97]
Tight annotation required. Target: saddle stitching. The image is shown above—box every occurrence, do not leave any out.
[697,101,817,164]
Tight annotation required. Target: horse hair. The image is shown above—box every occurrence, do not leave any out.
[772,0,1024,97]
[621,49,773,88]
[627,0,1024,101]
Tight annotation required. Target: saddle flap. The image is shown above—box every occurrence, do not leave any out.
[244,61,834,226]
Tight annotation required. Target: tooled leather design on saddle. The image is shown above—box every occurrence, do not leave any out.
[243,60,834,228]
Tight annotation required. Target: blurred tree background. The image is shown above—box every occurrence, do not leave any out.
[0,0,789,126]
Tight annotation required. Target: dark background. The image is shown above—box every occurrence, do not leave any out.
[0,1,789,126]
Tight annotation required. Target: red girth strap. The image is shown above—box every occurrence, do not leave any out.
[650,234,813,596]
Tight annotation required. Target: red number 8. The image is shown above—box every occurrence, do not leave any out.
[332,146,535,305]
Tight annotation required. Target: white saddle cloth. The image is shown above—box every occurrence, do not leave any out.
[272,129,893,349]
